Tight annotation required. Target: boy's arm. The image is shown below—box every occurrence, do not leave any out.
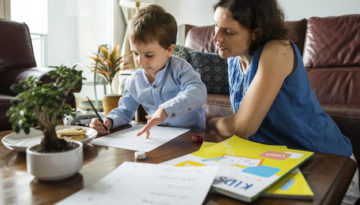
[160,64,207,118]
[106,88,139,128]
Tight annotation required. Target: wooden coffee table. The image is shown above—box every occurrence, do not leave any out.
[0,129,356,205]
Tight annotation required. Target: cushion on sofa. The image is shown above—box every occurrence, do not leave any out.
[188,51,229,94]
[184,25,217,53]
[286,19,307,55]
[173,45,194,62]
[303,14,360,68]
[307,68,360,105]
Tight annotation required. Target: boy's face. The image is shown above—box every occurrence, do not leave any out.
[130,40,174,76]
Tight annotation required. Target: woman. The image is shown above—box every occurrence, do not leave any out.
[206,0,359,203]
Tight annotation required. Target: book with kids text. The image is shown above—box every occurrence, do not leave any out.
[163,136,314,202]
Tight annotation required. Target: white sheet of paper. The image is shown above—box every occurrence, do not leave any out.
[56,162,218,205]
[90,124,190,152]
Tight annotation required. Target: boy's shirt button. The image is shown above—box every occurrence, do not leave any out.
[188,108,192,111]
[153,85,157,88]
[171,113,176,118]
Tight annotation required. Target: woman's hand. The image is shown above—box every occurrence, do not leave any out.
[136,107,167,139]
[205,118,220,136]
[89,117,112,136]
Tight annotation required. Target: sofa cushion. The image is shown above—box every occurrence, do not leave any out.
[173,45,194,62]
[185,25,217,53]
[286,19,307,55]
[0,67,54,96]
[307,68,360,104]
[188,51,229,94]
[303,14,360,68]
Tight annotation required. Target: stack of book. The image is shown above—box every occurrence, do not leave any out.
[163,136,314,202]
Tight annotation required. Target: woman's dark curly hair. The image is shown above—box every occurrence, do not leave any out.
[214,0,290,56]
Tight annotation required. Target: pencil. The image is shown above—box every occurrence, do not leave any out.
[87,97,110,134]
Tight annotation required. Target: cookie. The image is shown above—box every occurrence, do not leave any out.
[56,127,87,136]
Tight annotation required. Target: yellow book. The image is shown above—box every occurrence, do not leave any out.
[264,168,314,199]
[198,142,314,199]
[163,136,314,202]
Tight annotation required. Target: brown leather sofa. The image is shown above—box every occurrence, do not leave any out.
[0,19,77,130]
[184,14,360,165]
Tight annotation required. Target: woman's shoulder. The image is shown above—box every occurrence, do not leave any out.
[259,40,295,76]
[263,40,292,53]
[260,40,294,62]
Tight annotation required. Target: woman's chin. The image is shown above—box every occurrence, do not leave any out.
[218,50,232,59]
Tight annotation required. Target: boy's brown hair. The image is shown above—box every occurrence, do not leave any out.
[128,5,177,49]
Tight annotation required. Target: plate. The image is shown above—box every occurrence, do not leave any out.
[1,126,97,152]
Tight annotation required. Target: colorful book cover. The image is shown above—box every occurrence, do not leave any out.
[264,168,314,199]
[163,136,314,202]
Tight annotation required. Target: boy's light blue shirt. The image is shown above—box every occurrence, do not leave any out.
[106,55,207,132]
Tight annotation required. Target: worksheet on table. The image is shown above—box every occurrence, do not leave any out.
[90,124,190,152]
[56,162,218,205]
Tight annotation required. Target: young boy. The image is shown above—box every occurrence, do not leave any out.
[90,5,207,138]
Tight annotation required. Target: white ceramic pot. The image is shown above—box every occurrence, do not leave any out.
[26,141,83,181]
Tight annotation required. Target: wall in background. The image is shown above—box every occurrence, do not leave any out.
[11,0,47,34]
[159,0,360,26]
[158,0,218,26]
[47,0,125,104]
[279,0,360,21]
[47,0,79,67]
[48,0,124,68]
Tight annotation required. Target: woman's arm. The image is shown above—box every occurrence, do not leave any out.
[207,40,295,138]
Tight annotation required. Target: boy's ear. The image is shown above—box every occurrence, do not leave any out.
[166,44,176,57]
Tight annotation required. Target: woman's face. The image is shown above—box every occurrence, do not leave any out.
[213,7,253,58]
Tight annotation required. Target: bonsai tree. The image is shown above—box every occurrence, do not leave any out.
[6,65,83,152]
[89,44,129,95]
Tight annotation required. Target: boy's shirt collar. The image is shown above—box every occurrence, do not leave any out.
[142,56,172,86]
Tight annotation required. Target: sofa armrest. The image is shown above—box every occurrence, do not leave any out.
[0,66,80,108]
[0,67,55,95]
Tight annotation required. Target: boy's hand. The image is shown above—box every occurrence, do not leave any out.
[89,117,112,136]
[137,107,167,139]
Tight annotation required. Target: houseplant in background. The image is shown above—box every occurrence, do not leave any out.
[6,65,85,180]
[90,44,129,115]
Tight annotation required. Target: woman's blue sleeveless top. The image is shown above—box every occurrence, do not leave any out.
[227,42,352,157]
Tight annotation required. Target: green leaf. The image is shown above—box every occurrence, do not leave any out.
[10,84,24,94]
[24,126,30,134]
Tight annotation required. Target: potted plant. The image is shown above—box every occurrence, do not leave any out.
[6,65,84,181]
[89,44,130,115]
